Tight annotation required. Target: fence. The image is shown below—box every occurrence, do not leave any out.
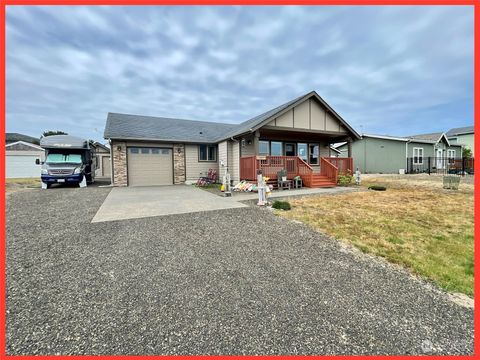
[406,157,474,175]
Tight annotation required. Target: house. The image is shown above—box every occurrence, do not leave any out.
[91,142,111,180]
[335,132,464,174]
[6,132,40,145]
[446,126,474,154]
[6,141,45,178]
[103,91,360,187]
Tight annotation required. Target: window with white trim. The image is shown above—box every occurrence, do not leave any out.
[413,147,423,165]
[447,149,456,164]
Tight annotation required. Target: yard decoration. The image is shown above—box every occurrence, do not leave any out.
[368,185,387,191]
[443,175,461,190]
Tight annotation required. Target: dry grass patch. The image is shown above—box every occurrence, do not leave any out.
[6,178,41,193]
[278,177,473,296]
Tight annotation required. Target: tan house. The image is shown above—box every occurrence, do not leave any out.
[103,91,360,187]
[92,142,111,180]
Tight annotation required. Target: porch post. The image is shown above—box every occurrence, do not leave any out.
[253,130,260,155]
[347,138,353,158]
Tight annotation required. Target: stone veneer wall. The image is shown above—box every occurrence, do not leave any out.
[173,144,186,184]
[112,141,127,186]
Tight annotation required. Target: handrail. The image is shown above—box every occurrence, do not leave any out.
[320,157,338,184]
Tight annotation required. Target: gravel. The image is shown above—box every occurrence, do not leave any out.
[6,187,473,355]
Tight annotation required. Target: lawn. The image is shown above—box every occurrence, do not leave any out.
[6,178,41,193]
[278,175,474,296]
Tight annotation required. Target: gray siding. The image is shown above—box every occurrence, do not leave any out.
[351,138,407,173]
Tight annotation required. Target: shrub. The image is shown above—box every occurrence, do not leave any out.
[337,173,354,186]
[272,200,291,210]
[368,185,387,191]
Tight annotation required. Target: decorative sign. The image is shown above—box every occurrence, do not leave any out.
[256,155,267,160]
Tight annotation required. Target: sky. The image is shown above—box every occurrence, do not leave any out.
[6,5,474,143]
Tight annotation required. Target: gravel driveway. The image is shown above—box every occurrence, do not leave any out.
[6,187,473,355]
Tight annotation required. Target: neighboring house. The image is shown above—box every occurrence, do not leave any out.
[336,133,463,174]
[446,126,474,154]
[6,132,40,145]
[104,91,360,187]
[92,142,111,180]
[6,141,45,178]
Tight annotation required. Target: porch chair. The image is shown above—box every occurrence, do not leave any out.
[196,168,218,186]
[277,169,291,190]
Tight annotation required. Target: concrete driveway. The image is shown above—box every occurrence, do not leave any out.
[92,185,247,222]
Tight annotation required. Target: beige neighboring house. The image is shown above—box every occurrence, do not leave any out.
[6,141,45,178]
[92,142,111,180]
[103,91,360,188]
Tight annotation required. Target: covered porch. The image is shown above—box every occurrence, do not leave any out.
[238,127,354,187]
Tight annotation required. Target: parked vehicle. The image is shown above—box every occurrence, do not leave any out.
[38,135,96,189]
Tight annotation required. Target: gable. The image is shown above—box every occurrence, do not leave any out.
[261,98,348,134]
[6,141,44,152]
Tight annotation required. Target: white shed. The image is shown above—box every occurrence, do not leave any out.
[6,141,45,178]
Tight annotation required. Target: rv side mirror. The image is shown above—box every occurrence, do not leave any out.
[35,159,40,165]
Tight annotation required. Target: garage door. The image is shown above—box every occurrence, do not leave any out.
[6,155,42,178]
[127,147,173,186]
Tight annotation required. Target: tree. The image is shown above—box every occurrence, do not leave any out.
[462,147,472,159]
[41,130,68,138]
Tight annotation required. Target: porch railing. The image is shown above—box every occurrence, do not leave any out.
[239,155,314,186]
[320,157,338,183]
[321,157,353,175]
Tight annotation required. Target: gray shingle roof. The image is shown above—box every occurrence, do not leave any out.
[446,126,474,136]
[6,132,39,145]
[104,91,360,142]
[105,113,238,143]
[407,132,444,142]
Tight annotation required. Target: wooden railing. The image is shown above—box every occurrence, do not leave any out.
[321,157,353,175]
[320,157,338,183]
[240,155,314,186]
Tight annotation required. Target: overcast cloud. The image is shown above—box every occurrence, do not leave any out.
[6,5,474,142]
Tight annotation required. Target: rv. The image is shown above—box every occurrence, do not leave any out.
[38,135,96,189]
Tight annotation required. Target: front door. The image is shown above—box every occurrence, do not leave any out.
[436,149,443,169]
[285,143,296,156]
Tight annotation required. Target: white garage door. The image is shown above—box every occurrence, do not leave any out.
[6,155,42,178]
[127,147,173,186]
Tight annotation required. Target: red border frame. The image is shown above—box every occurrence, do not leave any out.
[1,1,477,359]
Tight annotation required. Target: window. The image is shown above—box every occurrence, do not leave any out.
[447,149,456,164]
[309,144,320,165]
[161,149,170,155]
[199,145,216,161]
[298,143,308,161]
[129,148,139,154]
[151,148,160,154]
[259,141,270,155]
[285,143,296,156]
[45,153,82,164]
[271,142,283,156]
[413,147,423,165]
[141,148,150,154]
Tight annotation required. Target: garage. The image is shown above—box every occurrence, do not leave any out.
[127,147,173,186]
[6,141,45,178]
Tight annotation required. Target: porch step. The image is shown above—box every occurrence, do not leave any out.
[310,174,337,188]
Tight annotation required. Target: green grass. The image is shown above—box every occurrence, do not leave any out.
[279,180,474,296]
[6,177,41,193]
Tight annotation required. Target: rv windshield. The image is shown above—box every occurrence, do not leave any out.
[46,154,82,164]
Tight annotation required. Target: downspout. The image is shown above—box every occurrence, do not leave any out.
[108,139,113,185]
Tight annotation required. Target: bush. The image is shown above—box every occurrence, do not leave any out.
[272,200,291,210]
[337,173,354,186]
[368,185,387,191]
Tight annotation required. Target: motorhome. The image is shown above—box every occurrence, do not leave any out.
[39,135,96,189]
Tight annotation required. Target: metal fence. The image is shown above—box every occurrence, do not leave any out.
[406,157,474,175]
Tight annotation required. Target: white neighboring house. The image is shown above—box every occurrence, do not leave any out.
[6,141,45,178]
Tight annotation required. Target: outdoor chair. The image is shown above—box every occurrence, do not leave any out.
[196,169,218,186]
[277,169,291,190]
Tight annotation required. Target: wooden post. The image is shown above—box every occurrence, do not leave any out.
[347,139,353,158]
[253,130,260,155]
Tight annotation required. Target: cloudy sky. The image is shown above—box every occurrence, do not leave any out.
[6,5,474,143]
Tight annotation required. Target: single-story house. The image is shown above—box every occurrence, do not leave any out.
[335,132,463,174]
[104,91,360,187]
[446,126,474,154]
[92,142,111,180]
[6,141,45,178]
